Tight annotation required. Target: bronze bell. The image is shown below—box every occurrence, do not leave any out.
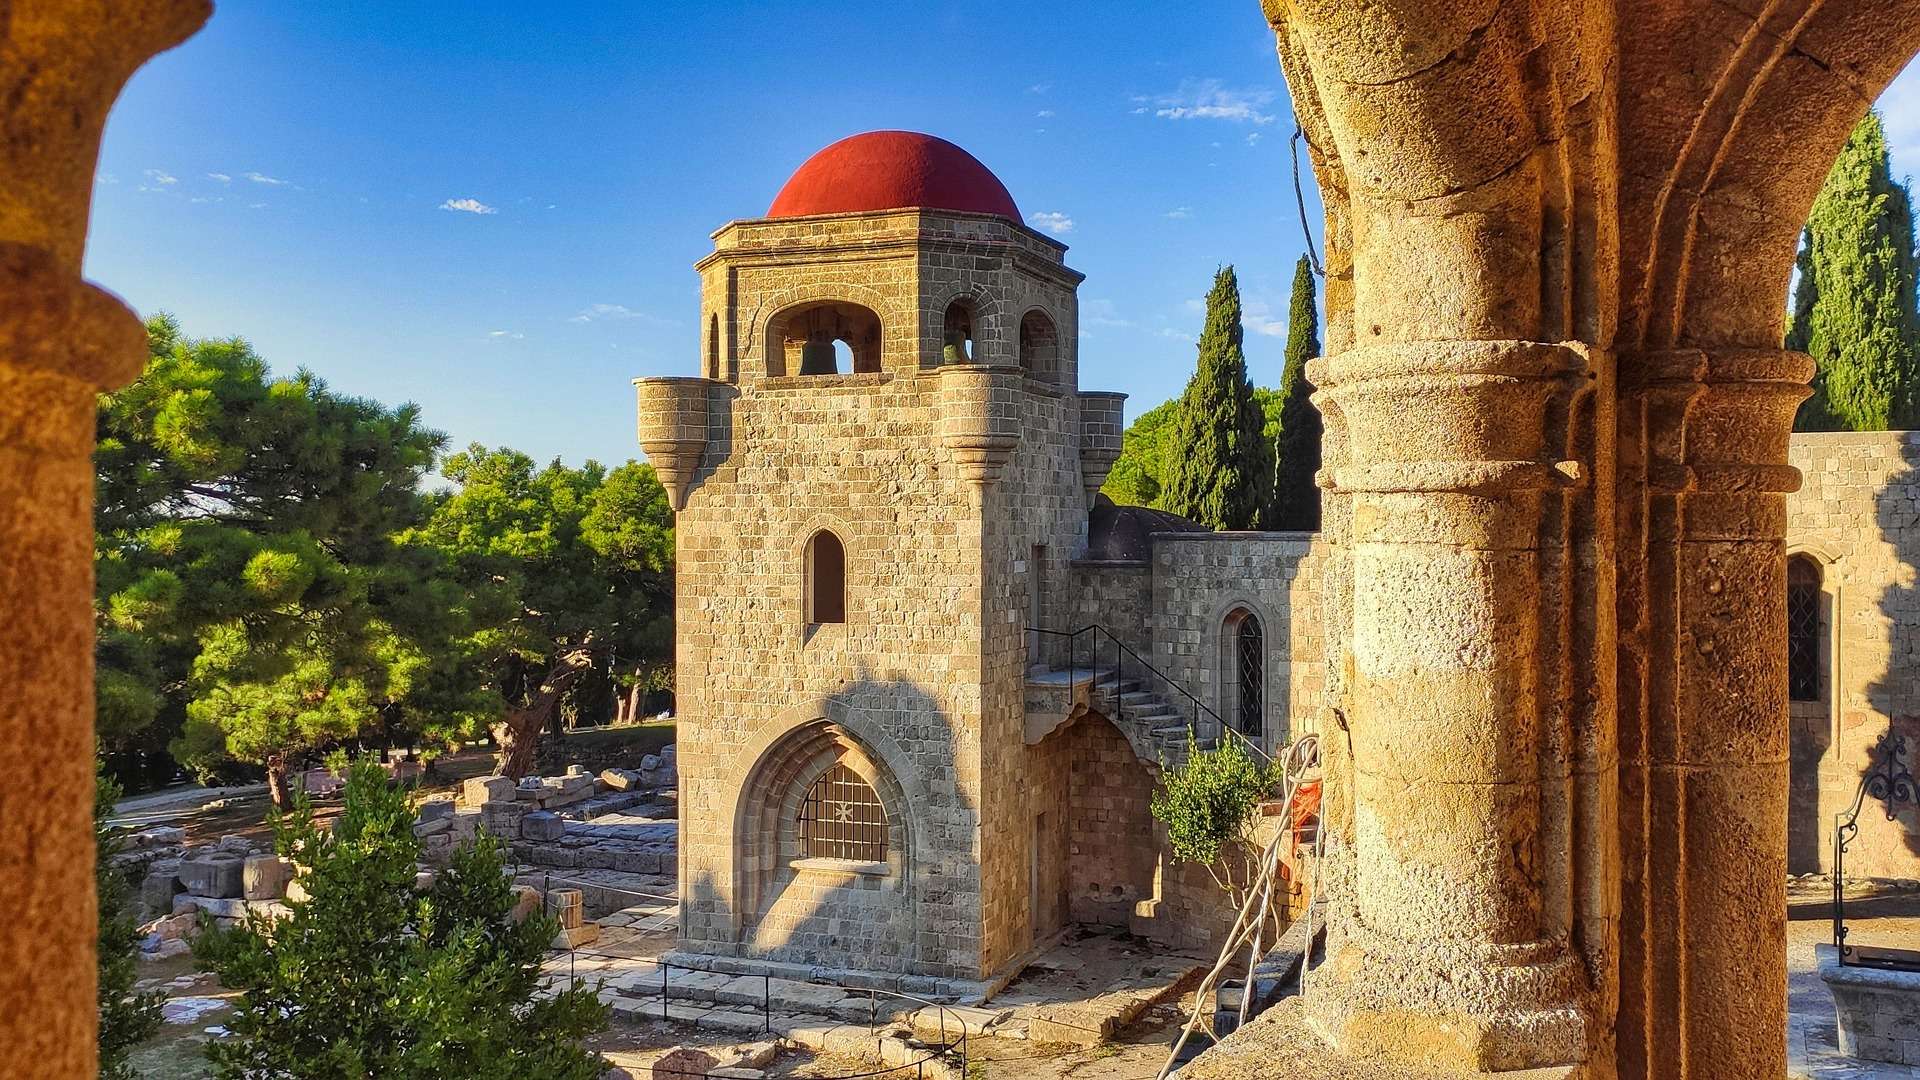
[799,333,839,375]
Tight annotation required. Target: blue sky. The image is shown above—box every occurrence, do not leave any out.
[88,3,1920,471]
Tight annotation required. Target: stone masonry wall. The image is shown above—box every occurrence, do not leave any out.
[1151,533,1330,757]
[1785,431,1920,879]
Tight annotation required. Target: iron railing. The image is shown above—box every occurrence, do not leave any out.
[1027,623,1273,764]
[1833,730,1920,971]
[530,870,969,1078]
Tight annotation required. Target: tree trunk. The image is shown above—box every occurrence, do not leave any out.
[626,670,645,724]
[493,650,594,779]
[265,753,292,811]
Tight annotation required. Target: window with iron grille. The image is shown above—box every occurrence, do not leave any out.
[1787,557,1821,703]
[1235,613,1264,737]
[798,763,888,862]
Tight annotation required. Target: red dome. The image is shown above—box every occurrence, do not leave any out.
[768,131,1021,222]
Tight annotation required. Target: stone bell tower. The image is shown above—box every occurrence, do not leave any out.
[636,131,1126,985]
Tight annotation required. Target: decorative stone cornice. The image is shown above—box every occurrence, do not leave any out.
[633,376,719,511]
[936,364,1024,487]
[1309,339,1593,496]
[1076,391,1126,504]
[0,244,147,391]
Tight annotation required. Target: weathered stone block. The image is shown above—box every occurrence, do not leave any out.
[509,885,542,924]
[551,923,600,949]
[242,855,293,900]
[417,799,454,822]
[463,775,515,805]
[178,853,245,898]
[522,810,565,842]
[601,768,640,791]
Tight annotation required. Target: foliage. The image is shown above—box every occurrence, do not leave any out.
[404,446,674,775]
[1150,737,1280,895]
[1268,255,1323,530]
[95,316,486,799]
[1162,266,1275,530]
[196,759,607,1079]
[1099,399,1180,508]
[97,765,164,1079]
[1789,111,1920,432]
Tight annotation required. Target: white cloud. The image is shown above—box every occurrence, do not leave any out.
[1083,298,1132,329]
[487,330,524,340]
[1037,109,1055,119]
[569,303,671,325]
[1246,132,1263,147]
[1166,207,1192,220]
[96,172,117,185]
[439,197,498,215]
[244,171,290,186]
[1244,299,1288,337]
[143,169,178,185]
[1140,79,1278,125]
[1027,210,1074,236]
[1029,83,1052,95]
[207,172,231,183]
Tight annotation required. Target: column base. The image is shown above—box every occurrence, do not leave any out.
[1301,920,1590,1074]
[1175,998,1609,1080]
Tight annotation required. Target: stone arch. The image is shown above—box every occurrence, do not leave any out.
[1018,307,1060,383]
[726,700,922,965]
[1029,709,1158,934]
[803,527,846,625]
[763,299,882,377]
[1207,595,1284,748]
[792,514,857,629]
[930,284,1007,367]
[1220,605,1266,741]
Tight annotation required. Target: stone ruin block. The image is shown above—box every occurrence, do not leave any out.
[417,799,454,822]
[600,768,640,791]
[565,764,589,777]
[216,834,253,854]
[140,859,184,916]
[508,884,542,924]
[651,1048,719,1080]
[178,852,246,898]
[132,826,185,848]
[480,801,528,837]
[463,775,515,805]
[242,855,293,900]
[522,810,565,842]
[449,809,480,843]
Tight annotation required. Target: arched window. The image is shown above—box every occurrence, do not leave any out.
[706,314,721,380]
[1223,607,1264,737]
[798,762,889,862]
[1787,556,1821,703]
[805,530,846,624]
[765,300,883,377]
[1019,309,1059,383]
[943,299,975,363]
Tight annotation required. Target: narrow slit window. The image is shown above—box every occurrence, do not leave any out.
[807,530,846,624]
[1787,556,1820,703]
[798,763,888,862]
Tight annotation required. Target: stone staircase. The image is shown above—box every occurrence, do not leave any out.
[1025,665,1210,771]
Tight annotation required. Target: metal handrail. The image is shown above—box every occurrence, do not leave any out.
[1028,623,1273,764]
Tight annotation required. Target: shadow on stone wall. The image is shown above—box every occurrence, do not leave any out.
[1863,437,1920,866]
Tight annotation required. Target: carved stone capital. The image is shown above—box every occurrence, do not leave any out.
[937,364,1023,487]
[634,376,718,511]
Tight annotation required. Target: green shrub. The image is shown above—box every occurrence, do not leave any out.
[197,758,607,1079]
[1150,737,1281,896]
[97,765,164,1080]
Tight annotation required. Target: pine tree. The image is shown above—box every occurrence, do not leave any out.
[1269,255,1323,529]
[197,759,608,1078]
[1787,110,1920,431]
[1163,267,1274,530]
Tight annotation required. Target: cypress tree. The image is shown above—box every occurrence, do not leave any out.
[1787,110,1920,431]
[1163,266,1273,530]
[1269,255,1323,529]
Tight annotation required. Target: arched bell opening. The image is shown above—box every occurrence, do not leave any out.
[1019,308,1059,384]
[764,301,882,377]
[943,298,976,364]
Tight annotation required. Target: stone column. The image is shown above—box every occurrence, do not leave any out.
[1622,348,1809,1079]
[1307,339,1592,1073]
[0,3,210,1076]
